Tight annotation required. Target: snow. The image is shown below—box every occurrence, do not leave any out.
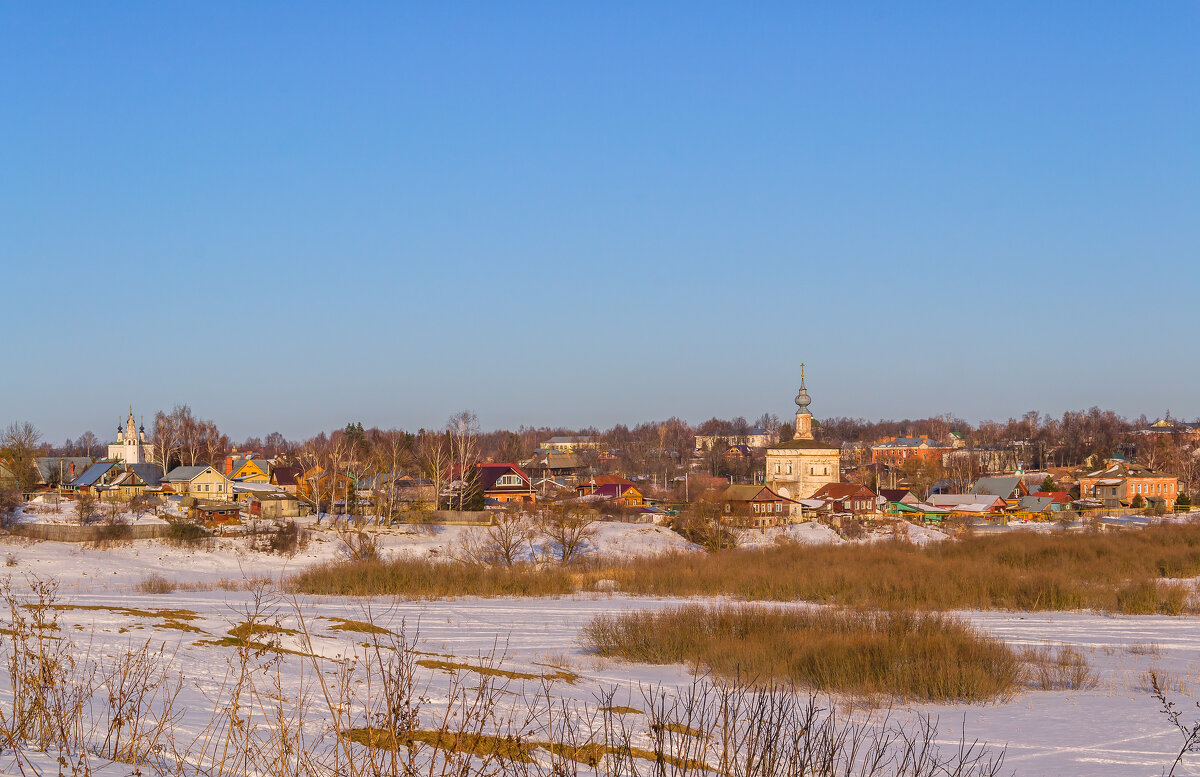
[5,515,1200,775]
[0,585,1198,776]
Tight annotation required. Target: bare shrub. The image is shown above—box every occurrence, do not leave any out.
[164,519,210,548]
[1128,642,1162,657]
[485,509,534,566]
[0,486,21,530]
[0,577,93,756]
[75,491,100,525]
[338,527,382,562]
[538,503,598,564]
[249,520,311,557]
[89,515,133,549]
[1150,670,1200,777]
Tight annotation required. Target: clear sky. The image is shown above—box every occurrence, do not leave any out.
[2,2,1197,443]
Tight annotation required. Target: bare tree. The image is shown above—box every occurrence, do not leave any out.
[537,502,598,564]
[416,431,450,512]
[447,411,479,511]
[76,431,99,458]
[485,504,534,566]
[1,422,43,493]
[153,406,188,475]
[76,491,99,525]
[371,431,415,523]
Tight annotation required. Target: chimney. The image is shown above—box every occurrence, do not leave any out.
[225,455,234,476]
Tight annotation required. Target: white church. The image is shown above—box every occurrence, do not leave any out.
[107,407,156,465]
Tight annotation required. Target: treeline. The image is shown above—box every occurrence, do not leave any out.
[15,404,1200,484]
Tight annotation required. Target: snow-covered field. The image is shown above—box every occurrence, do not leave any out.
[3,511,1200,776]
[1,587,1197,776]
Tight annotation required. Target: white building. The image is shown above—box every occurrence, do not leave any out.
[764,366,841,503]
[107,406,156,466]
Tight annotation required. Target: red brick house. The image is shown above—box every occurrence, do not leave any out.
[1077,462,1179,510]
[871,435,954,466]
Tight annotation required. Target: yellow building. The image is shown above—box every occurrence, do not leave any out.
[163,465,234,501]
[228,457,270,483]
[539,435,601,453]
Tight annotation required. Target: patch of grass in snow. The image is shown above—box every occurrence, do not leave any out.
[597,705,641,715]
[583,605,1021,704]
[416,658,579,684]
[325,617,394,636]
[344,728,710,772]
[651,722,705,738]
[346,728,534,761]
[155,619,207,634]
[228,621,297,640]
[45,604,201,620]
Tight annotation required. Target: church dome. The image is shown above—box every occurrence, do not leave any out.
[794,365,812,415]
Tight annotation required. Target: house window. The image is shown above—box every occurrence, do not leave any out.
[775,503,782,513]
[497,474,523,487]
[753,503,759,513]
[787,464,792,474]
[775,465,780,474]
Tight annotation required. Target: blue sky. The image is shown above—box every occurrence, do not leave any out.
[2,2,1197,442]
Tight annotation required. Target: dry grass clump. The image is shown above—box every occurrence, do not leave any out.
[291,556,578,598]
[1020,645,1098,690]
[582,605,1021,703]
[134,573,177,594]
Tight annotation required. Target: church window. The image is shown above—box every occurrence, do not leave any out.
[787,464,792,474]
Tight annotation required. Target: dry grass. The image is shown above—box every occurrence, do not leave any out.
[291,556,578,598]
[582,605,1021,703]
[603,524,1200,614]
[325,616,394,635]
[134,574,178,594]
[416,658,579,684]
[290,523,1200,615]
[1020,645,1098,690]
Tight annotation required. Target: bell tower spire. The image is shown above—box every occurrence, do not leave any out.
[793,363,814,440]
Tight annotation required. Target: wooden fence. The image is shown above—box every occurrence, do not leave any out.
[9,523,172,543]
